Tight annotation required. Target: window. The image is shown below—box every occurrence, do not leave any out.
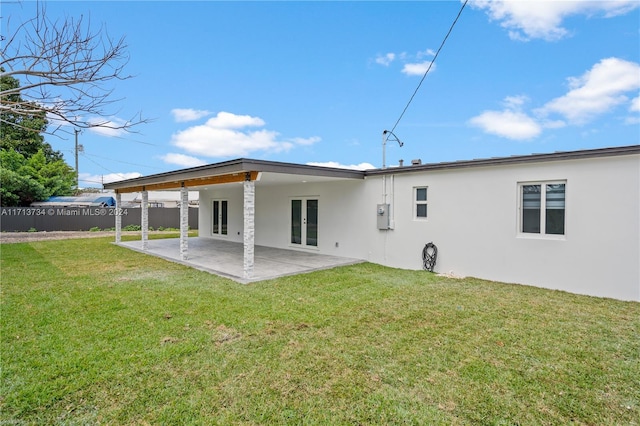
[520,182,565,236]
[415,187,428,219]
[212,200,228,235]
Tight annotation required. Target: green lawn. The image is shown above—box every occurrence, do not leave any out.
[1,236,638,425]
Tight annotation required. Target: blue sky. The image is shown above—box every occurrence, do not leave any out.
[5,1,639,187]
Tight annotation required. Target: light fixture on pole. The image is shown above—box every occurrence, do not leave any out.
[382,129,403,169]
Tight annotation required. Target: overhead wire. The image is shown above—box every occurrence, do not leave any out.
[81,152,165,171]
[109,134,162,147]
[80,152,129,179]
[389,0,469,134]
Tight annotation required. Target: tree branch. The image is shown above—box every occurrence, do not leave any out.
[0,2,147,134]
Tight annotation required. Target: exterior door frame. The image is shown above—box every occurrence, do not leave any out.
[212,199,228,236]
[290,197,319,249]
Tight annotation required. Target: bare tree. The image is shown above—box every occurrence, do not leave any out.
[0,2,146,135]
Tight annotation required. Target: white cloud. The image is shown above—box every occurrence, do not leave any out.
[470,0,639,41]
[290,136,321,146]
[417,48,436,58]
[205,111,265,129]
[375,53,396,66]
[160,153,207,168]
[87,117,129,137]
[79,172,142,186]
[469,110,542,140]
[626,95,640,124]
[470,57,640,140]
[503,95,529,110]
[306,161,376,170]
[171,108,211,122]
[538,58,640,124]
[374,49,436,76]
[402,61,436,76]
[171,111,320,158]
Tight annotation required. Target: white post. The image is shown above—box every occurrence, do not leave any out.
[243,176,255,279]
[115,192,122,243]
[382,130,387,169]
[141,190,149,250]
[180,186,189,260]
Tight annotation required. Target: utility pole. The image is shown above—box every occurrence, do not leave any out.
[74,129,80,191]
[74,129,83,192]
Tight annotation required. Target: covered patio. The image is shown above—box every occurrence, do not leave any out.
[118,237,362,283]
[103,158,365,281]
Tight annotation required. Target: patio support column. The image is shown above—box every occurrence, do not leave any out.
[243,174,255,279]
[115,192,122,243]
[141,189,149,250]
[180,186,189,260]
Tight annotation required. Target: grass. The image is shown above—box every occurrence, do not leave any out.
[1,236,638,425]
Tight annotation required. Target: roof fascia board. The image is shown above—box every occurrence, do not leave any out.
[240,159,364,179]
[365,145,640,176]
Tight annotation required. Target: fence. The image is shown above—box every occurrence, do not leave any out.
[0,207,198,232]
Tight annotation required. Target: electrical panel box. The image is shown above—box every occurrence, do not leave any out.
[377,203,390,230]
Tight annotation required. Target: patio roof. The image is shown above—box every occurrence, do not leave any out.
[103,158,365,193]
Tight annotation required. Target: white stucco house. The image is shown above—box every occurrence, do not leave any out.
[104,145,640,301]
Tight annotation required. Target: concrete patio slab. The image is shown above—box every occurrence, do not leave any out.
[118,237,363,283]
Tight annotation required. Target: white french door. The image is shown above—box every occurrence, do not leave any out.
[212,200,228,235]
[290,198,318,247]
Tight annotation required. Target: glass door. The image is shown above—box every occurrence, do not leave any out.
[213,200,228,235]
[291,198,318,247]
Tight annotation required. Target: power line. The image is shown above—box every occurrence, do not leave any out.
[81,152,165,171]
[109,134,162,147]
[390,0,468,134]
[80,153,126,177]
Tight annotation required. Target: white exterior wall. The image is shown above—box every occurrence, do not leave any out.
[199,184,244,242]
[364,155,639,301]
[197,154,638,301]
[198,179,370,258]
[254,180,368,257]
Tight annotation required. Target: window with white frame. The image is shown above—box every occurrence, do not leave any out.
[414,187,428,219]
[212,200,228,235]
[520,181,565,236]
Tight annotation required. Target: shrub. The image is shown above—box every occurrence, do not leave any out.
[122,224,141,231]
[89,227,101,232]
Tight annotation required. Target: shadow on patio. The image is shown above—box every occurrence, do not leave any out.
[118,237,363,283]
